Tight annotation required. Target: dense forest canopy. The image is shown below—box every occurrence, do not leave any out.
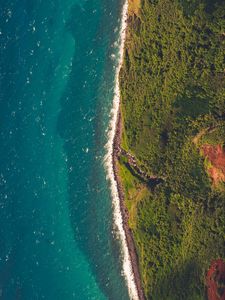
[119,0,225,299]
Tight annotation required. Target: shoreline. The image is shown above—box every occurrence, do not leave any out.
[113,111,146,300]
[104,1,145,299]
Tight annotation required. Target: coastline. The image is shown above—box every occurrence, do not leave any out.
[104,1,145,299]
[113,112,146,300]
[105,0,225,299]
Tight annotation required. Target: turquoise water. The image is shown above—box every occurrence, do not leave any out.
[0,0,130,299]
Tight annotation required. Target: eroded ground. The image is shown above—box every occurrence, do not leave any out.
[201,144,225,186]
[207,259,225,300]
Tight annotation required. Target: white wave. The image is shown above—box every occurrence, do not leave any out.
[104,1,140,300]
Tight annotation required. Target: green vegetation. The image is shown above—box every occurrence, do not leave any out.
[199,126,225,146]
[119,0,225,298]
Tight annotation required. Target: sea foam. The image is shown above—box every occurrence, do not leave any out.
[104,1,140,300]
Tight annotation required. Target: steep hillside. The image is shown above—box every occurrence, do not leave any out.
[119,0,225,299]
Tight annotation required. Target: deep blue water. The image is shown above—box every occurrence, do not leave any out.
[0,0,130,299]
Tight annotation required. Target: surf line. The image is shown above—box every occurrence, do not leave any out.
[104,1,140,300]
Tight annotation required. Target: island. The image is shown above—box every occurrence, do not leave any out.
[115,0,225,299]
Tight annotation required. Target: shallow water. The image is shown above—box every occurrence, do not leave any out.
[0,0,130,299]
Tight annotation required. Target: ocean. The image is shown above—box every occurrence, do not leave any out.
[0,0,131,299]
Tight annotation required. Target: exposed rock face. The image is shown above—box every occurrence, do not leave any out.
[206,259,225,300]
[201,144,225,186]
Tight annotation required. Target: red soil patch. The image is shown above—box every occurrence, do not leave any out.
[206,259,225,300]
[201,144,225,185]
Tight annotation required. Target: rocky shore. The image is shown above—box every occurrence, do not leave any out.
[112,111,146,300]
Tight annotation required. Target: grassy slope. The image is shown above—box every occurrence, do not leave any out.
[119,0,225,299]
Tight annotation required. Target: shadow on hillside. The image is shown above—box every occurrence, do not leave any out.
[146,259,207,300]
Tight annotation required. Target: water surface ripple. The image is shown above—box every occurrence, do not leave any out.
[0,0,129,299]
